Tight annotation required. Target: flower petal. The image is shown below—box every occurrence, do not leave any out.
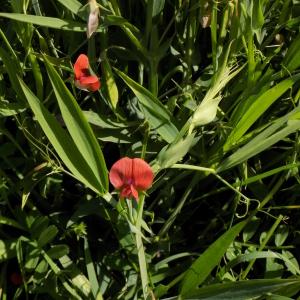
[132,158,153,190]
[109,157,133,189]
[130,184,139,200]
[80,75,100,91]
[74,54,89,79]
[120,185,132,199]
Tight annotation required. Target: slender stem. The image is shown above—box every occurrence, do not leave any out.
[141,123,149,160]
[135,195,150,299]
[241,215,284,279]
[158,174,201,237]
[171,163,215,173]
[260,176,285,209]
[171,163,251,202]
[211,0,218,72]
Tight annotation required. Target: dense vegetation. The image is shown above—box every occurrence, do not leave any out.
[0,0,300,299]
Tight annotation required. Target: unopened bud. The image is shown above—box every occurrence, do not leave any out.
[87,0,99,38]
[191,96,221,127]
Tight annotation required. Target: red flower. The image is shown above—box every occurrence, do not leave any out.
[74,54,100,92]
[109,157,154,200]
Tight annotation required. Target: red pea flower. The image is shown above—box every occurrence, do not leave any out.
[74,54,100,92]
[109,157,154,200]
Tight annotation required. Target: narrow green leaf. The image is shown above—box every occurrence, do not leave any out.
[155,134,197,170]
[282,34,300,72]
[18,78,103,194]
[37,225,58,248]
[180,279,300,300]
[224,75,300,151]
[180,221,247,297]
[59,255,92,298]
[44,57,108,193]
[115,68,178,143]
[104,15,141,35]
[47,245,70,259]
[0,240,17,262]
[102,57,119,109]
[152,0,165,17]
[0,101,25,117]
[218,110,300,172]
[84,238,100,298]
[42,251,83,299]
[0,216,26,230]
[0,47,24,101]
[83,110,129,129]
[252,0,264,30]
[55,0,83,15]
[0,13,86,32]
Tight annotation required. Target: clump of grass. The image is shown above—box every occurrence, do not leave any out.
[0,0,300,299]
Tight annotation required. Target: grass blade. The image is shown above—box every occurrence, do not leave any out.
[18,78,104,194]
[44,57,108,193]
[218,108,300,172]
[179,279,300,300]
[180,220,247,297]
[0,13,86,32]
[115,68,178,143]
[224,74,300,151]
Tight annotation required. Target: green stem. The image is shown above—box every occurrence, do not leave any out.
[241,214,284,279]
[158,174,200,237]
[211,0,218,72]
[135,195,150,299]
[171,164,250,202]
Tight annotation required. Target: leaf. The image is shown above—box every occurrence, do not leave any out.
[83,110,129,129]
[252,0,264,30]
[104,15,141,36]
[155,134,198,170]
[84,238,100,298]
[47,245,70,259]
[282,250,300,275]
[0,47,24,101]
[180,221,246,297]
[275,225,289,247]
[178,279,300,300]
[224,74,300,151]
[0,13,86,32]
[152,0,165,17]
[243,217,260,242]
[0,216,26,230]
[44,56,108,193]
[218,110,300,172]
[59,255,92,298]
[18,78,104,194]
[101,57,119,109]
[37,225,58,248]
[224,250,300,275]
[115,68,179,143]
[0,239,16,262]
[55,0,83,15]
[191,96,222,127]
[282,33,300,72]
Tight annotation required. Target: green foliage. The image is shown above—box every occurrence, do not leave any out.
[0,0,300,299]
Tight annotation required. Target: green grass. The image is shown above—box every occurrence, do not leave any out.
[0,0,300,299]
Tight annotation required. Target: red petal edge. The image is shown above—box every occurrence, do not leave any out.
[132,158,154,191]
[109,157,133,189]
[80,75,100,91]
[74,54,89,79]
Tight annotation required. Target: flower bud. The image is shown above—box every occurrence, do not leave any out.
[87,0,99,38]
[191,96,221,127]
